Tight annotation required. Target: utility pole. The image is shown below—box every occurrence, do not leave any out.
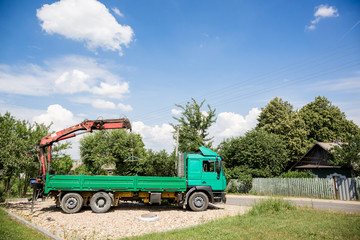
[175,125,180,157]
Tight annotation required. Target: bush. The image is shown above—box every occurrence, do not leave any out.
[226,179,240,193]
[248,198,296,216]
[278,170,314,178]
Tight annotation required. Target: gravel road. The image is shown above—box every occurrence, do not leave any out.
[7,199,250,239]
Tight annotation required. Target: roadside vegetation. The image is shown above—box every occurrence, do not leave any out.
[0,207,48,240]
[125,198,360,240]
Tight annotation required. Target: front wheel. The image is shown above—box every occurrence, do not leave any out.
[61,193,83,214]
[188,192,209,211]
[90,192,112,213]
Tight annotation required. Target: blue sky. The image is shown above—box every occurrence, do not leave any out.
[0,0,359,157]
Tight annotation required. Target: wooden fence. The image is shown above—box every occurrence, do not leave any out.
[251,178,336,199]
[227,178,360,200]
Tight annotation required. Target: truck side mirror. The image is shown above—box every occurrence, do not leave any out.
[216,161,221,174]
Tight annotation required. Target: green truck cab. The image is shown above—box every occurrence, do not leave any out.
[41,146,226,213]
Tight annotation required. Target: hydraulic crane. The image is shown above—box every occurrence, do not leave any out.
[38,118,132,178]
[31,118,132,211]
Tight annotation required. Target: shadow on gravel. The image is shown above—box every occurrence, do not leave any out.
[6,199,225,215]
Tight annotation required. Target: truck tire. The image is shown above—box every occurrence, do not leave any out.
[188,192,209,211]
[61,193,83,214]
[90,192,112,213]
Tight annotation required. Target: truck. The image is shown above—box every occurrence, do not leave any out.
[30,118,226,213]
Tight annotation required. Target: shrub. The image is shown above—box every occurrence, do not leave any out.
[278,170,314,178]
[248,198,296,216]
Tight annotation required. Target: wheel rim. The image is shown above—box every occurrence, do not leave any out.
[97,198,106,208]
[66,197,78,209]
[194,196,204,208]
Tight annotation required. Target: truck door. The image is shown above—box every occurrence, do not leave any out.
[201,159,223,190]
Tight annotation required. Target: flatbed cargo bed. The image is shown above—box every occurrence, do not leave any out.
[44,173,187,194]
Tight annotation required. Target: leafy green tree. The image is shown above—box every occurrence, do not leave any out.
[330,135,360,176]
[0,113,30,196]
[257,97,293,134]
[218,129,289,180]
[299,96,359,142]
[50,142,73,175]
[0,112,63,197]
[79,130,145,175]
[256,97,310,162]
[171,98,216,153]
[139,150,176,177]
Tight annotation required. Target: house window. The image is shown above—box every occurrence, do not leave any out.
[203,160,214,172]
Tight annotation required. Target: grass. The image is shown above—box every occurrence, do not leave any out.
[124,198,360,240]
[1,198,359,240]
[0,208,48,240]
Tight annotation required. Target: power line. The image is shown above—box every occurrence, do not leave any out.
[131,40,360,123]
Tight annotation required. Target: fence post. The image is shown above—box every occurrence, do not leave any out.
[333,176,338,200]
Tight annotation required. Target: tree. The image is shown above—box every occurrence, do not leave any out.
[330,135,360,176]
[0,113,30,196]
[299,96,359,142]
[0,112,68,197]
[50,142,73,175]
[139,150,176,177]
[218,129,289,180]
[256,97,310,162]
[257,97,293,134]
[79,129,145,175]
[171,98,216,153]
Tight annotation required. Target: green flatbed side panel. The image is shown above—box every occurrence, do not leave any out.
[44,174,186,194]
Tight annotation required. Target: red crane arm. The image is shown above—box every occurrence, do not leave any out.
[38,118,131,176]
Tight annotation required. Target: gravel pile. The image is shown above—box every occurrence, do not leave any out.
[7,199,250,239]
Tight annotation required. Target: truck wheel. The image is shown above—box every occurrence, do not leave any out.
[188,192,209,211]
[61,193,83,214]
[90,192,112,213]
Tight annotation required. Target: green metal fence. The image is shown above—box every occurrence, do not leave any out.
[251,178,337,199]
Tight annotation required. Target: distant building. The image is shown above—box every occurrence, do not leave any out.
[290,142,352,178]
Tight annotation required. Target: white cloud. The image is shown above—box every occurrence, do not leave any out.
[112,7,124,17]
[306,4,339,30]
[0,104,44,122]
[209,108,261,146]
[55,69,91,93]
[132,108,261,153]
[118,103,133,112]
[171,109,182,115]
[75,97,133,111]
[33,104,79,131]
[91,99,117,109]
[92,82,129,99]
[37,0,134,55]
[132,121,174,152]
[0,64,53,96]
[0,55,130,100]
[314,5,339,18]
[33,104,84,159]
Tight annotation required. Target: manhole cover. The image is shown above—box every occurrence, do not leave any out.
[138,213,159,221]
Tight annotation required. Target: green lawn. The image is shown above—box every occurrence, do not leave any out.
[1,199,359,240]
[0,208,48,240]
[125,199,360,240]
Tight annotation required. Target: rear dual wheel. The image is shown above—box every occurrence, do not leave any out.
[90,192,112,213]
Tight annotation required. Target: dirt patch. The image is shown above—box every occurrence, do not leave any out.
[6,199,250,239]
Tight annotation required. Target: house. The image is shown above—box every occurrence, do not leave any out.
[290,142,352,178]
